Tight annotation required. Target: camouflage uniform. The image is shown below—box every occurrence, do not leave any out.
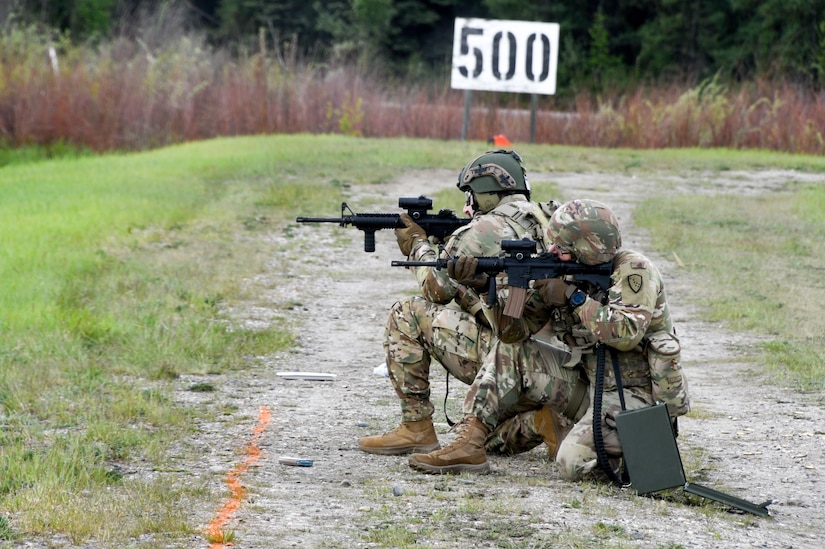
[463,337,588,444]
[385,193,556,452]
[466,200,690,479]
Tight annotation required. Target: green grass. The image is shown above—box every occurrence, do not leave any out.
[635,181,825,390]
[0,134,515,544]
[523,144,825,175]
[1,134,823,544]
[0,141,92,168]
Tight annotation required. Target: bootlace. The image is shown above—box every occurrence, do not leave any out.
[429,417,479,457]
[449,416,474,442]
[384,424,406,436]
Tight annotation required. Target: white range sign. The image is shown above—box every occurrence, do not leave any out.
[451,18,560,95]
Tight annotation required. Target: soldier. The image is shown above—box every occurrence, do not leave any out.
[358,150,582,457]
[408,199,690,480]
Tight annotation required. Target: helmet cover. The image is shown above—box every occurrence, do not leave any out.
[547,199,621,265]
[456,150,531,195]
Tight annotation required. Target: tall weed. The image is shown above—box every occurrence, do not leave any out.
[1,25,824,154]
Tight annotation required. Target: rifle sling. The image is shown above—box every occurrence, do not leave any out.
[443,372,456,427]
[593,343,628,485]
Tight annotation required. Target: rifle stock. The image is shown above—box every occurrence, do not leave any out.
[296,195,470,252]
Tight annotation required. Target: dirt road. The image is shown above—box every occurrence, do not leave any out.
[191,167,825,548]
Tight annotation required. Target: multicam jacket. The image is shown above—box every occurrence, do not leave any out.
[498,248,690,417]
[406,194,556,307]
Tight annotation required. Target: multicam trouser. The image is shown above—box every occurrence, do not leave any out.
[384,295,548,454]
[554,349,655,480]
[483,401,549,455]
[556,385,653,481]
[464,336,661,478]
[463,338,589,451]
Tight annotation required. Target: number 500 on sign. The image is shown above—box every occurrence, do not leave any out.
[451,18,560,96]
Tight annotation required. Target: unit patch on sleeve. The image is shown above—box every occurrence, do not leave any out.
[627,274,643,293]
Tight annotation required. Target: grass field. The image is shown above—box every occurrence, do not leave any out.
[0,134,823,544]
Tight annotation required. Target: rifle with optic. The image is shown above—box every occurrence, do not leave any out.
[296,195,470,253]
[392,238,613,315]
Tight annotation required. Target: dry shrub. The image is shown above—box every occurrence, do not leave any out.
[1,26,823,154]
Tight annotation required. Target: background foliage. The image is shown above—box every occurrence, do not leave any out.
[7,0,825,90]
[2,5,825,155]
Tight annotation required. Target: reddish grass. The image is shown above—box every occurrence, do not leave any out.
[1,35,823,154]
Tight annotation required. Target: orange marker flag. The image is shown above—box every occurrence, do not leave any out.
[488,134,513,147]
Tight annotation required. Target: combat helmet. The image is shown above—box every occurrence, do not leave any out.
[548,199,621,265]
[457,149,531,198]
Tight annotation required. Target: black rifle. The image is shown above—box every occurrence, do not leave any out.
[296,196,470,252]
[391,238,613,305]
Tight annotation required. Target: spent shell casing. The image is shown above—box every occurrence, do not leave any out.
[279,456,314,467]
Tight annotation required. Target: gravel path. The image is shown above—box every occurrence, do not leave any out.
[191,167,824,549]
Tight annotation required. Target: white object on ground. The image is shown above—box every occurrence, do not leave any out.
[276,372,337,381]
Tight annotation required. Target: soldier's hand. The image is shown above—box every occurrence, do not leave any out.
[447,256,489,290]
[395,213,428,256]
[534,278,575,308]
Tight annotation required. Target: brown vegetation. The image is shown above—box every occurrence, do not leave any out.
[1,29,823,154]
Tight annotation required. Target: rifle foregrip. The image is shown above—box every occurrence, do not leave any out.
[364,231,376,253]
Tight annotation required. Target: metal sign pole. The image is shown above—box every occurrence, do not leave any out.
[462,90,472,141]
[451,18,559,143]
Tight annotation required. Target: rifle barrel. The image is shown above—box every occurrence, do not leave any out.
[295,217,344,223]
[390,260,441,268]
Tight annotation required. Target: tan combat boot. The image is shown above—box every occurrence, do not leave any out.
[358,418,440,455]
[408,416,490,474]
[534,406,574,460]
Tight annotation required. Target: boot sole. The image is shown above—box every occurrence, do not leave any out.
[407,458,491,475]
[358,442,440,456]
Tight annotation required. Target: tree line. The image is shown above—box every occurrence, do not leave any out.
[5,0,825,93]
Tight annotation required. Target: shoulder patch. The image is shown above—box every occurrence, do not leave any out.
[630,260,647,269]
[627,273,643,293]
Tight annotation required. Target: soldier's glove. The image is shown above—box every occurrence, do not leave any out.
[447,256,489,290]
[395,213,428,256]
[534,278,576,308]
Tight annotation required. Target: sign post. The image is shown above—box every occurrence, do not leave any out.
[451,18,560,142]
